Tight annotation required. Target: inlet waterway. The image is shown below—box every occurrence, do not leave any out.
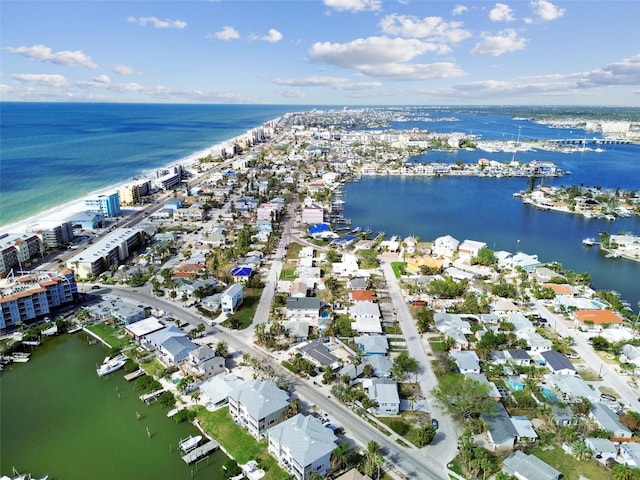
[0,333,227,479]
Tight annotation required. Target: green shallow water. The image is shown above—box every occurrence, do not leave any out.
[0,333,227,479]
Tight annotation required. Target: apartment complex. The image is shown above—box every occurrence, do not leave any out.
[117,179,152,206]
[0,233,45,277]
[27,221,75,248]
[85,192,121,218]
[228,379,290,439]
[66,226,147,279]
[0,269,77,331]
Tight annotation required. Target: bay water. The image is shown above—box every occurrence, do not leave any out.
[0,333,226,479]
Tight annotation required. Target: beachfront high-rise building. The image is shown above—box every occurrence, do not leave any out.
[85,192,121,218]
[0,269,77,331]
[27,221,75,248]
[0,233,45,277]
[154,166,183,190]
[117,179,152,206]
[66,226,147,279]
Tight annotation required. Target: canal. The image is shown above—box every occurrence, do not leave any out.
[0,333,227,479]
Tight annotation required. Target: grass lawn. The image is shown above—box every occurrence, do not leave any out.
[390,262,406,278]
[85,322,131,350]
[196,407,288,480]
[284,242,302,260]
[527,445,611,480]
[139,357,166,377]
[221,287,262,330]
[429,339,445,353]
[279,267,297,281]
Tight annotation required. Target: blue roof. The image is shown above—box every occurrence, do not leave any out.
[231,266,253,277]
[308,223,331,234]
[335,234,357,244]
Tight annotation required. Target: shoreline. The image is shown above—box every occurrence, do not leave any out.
[0,119,281,237]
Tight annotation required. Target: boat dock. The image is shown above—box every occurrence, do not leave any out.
[139,388,164,403]
[124,369,145,381]
[181,440,219,464]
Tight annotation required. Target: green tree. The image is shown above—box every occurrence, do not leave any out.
[215,340,229,357]
[432,376,495,422]
[391,351,419,382]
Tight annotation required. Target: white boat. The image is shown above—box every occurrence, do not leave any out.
[96,354,127,376]
[179,434,202,452]
[11,352,31,363]
[582,237,597,246]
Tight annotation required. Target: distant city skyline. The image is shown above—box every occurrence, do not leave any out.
[1,0,639,106]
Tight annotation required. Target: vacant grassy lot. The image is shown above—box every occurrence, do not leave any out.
[221,287,262,329]
[85,322,131,350]
[527,444,611,480]
[196,407,287,480]
[391,262,407,278]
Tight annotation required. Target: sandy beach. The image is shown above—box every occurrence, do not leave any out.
[0,134,252,238]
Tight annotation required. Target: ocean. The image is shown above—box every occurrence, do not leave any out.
[0,102,303,227]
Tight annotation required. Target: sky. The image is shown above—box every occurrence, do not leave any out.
[1,0,639,106]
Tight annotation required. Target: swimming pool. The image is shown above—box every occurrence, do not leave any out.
[541,388,558,402]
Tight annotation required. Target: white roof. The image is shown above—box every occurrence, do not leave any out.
[125,317,164,337]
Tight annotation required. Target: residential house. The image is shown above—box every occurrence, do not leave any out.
[301,207,324,225]
[199,373,246,410]
[158,336,197,365]
[511,416,538,444]
[508,252,541,272]
[502,450,560,480]
[450,350,481,374]
[331,253,361,278]
[620,344,640,367]
[363,355,393,378]
[363,378,400,415]
[286,297,322,326]
[465,373,501,400]
[550,404,576,427]
[432,235,459,257]
[182,344,226,380]
[347,277,368,290]
[290,281,309,298]
[221,283,244,314]
[335,470,372,480]
[620,442,640,467]
[589,403,632,438]
[541,351,576,376]
[545,373,600,404]
[504,349,532,366]
[484,402,517,451]
[142,325,186,351]
[507,375,526,391]
[458,239,487,259]
[350,289,376,303]
[299,339,340,369]
[585,437,617,461]
[351,302,382,334]
[230,266,253,284]
[405,257,444,275]
[574,309,625,330]
[267,414,336,480]
[354,335,388,356]
[125,317,165,340]
[228,379,290,439]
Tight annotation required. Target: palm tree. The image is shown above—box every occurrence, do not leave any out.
[364,440,380,477]
[331,440,353,472]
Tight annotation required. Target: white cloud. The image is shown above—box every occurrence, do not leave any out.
[452,5,468,16]
[379,14,472,44]
[576,54,640,87]
[470,29,527,56]
[261,29,283,43]
[113,64,139,75]
[489,3,515,22]
[0,84,13,94]
[213,26,240,40]
[358,62,466,80]
[279,89,306,98]
[93,74,111,84]
[309,36,440,68]
[127,16,187,29]
[530,0,565,21]
[271,75,381,90]
[323,0,382,12]
[12,73,68,88]
[5,44,97,69]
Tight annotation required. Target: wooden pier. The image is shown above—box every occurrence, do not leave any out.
[124,369,145,381]
[139,388,164,403]
[181,440,219,464]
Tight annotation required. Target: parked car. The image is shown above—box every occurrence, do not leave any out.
[431,418,439,430]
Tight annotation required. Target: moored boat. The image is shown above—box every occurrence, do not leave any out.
[179,434,202,452]
[96,354,127,376]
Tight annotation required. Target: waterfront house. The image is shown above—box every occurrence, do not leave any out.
[301,207,324,225]
[458,239,487,259]
[183,345,226,380]
[432,235,459,257]
[574,309,624,330]
[541,351,576,376]
[228,379,290,440]
[267,414,336,480]
[125,316,165,340]
[158,336,197,365]
[589,403,632,438]
[363,378,400,415]
[484,401,517,451]
[502,450,560,480]
[199,373,246,410]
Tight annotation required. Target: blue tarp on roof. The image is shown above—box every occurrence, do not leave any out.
[231,266,253,277]
[308,223,331,234]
